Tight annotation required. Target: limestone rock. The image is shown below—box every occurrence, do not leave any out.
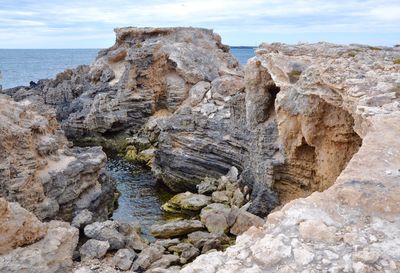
[151,220,204,238]
[112,248,137,270]
[84,220,146,250]
[0,95,115,221]
[161,192,211,213]
[131,244,164,272]
[149,254,180,270]
[229,208,264,235]
[2,28,240,139]
[0,221,79,273]
[200,203,231,234]
[179,43,400,273]
[71,209,94,229]
[79,239,110,260]
[0,198,47,255]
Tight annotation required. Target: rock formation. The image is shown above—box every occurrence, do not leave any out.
[2,27,400,273]
[0,94,115,221]
[180,43,400,272]
[0,198,79,273]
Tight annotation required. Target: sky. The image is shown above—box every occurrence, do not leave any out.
[0,0,399,48]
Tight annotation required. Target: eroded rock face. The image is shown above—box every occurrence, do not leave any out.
[180,43,400,272]
[0,198,47,255]
[3,27,239,139]
[0,95,115,221]
[0,220,79,273]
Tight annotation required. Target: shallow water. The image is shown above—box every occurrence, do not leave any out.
[106,154,174,237]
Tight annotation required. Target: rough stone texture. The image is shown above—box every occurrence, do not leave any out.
[112,248,137,270]
[79,239,110,260]
[161,192,211,212]
[2,27,239,139]
[0,198,47,255]
[0,221,79,273]
[131,244,164,272]
[200,203,231,234]
[84,220,146,250]
[0,95,115,221]
[151,220,205,238]
[180,43,400,272]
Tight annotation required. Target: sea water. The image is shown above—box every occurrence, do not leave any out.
[0,47,254,89]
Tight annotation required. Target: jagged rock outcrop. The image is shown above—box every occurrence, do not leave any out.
[0,198,79,273]
[0,95,115,221]
[0,198,47,255]
[3,27,240,139]
[180,43,400,272]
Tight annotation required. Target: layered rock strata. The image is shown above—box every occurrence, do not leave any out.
[0,94,115,221]
[180,43,400,272]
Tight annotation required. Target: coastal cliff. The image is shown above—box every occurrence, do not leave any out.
[1,28,400,273]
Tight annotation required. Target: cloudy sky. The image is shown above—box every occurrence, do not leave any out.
[1,0,399,48]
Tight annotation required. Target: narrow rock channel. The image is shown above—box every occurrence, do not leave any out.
[105,152,173,238]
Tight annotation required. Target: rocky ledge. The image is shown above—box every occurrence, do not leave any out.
[0,94,115,221]
[181,43,400,272]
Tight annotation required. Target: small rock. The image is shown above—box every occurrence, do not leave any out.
[211,191,231,204]
[112,248,137,271]
[71,209,93,229]
[225,166,239,182]
[196,177,219,195]
[229,208,264,235]
[151,220,205,238]
[84,221,125,250]
[131,245,164,272]
[187,231,230,249]
[189,81,211,106]
[353,249,380,264]
[79,239,110,260]
[231,188,245,207]
[161,192,211,212]
[149,254,180,269]
[352,262,369,273]
[153,238,180,249]
[169,243,200,264]
[200,203,231,234]
[293,248,315,266]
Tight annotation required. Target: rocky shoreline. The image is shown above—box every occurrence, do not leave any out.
[1,27,400,272]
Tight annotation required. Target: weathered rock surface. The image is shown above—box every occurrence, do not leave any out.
[2,27,239,140]
[112,248,137,270]
[79,239,110,260]
[180,43,400,272]
[84,220,146,250]
[151,220,205,238]
[161,192,211,213]
[0,95,115,221]
[0,220,79,273]
[0,198,47,255]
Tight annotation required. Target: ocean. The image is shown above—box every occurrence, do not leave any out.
[0,47,255,89]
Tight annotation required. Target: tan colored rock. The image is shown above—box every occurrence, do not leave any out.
[0,198,47,255]
[0,95,115,221]
[180,43,400,272]
[0,221,79,273]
